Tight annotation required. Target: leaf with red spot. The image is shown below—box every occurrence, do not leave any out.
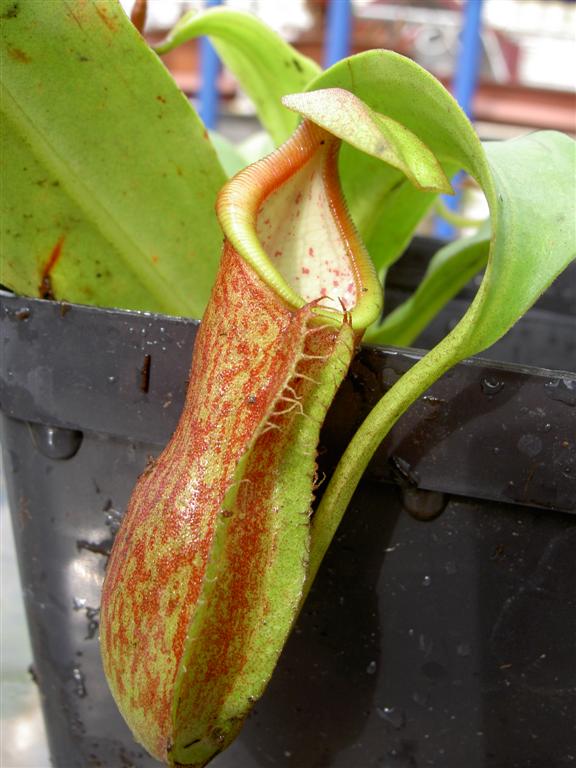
[1,0,225,316]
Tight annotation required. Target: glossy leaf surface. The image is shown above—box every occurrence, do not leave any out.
[155,7,321,145]
[1,0,226,316]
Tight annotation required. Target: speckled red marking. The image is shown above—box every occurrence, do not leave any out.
[101,245,317,760]
[171,309,356,760]
[95,3,117,31]
[39,235,65,299]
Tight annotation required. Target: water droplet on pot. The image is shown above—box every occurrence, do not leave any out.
[107,375,117,384]
[366,660,377,675]
[72,666,87,698]
[73,596,87,611]
[402,488,446,521]
[104,503,123,535]
[545,378,576,406]
[29,423,83,460]
[387,746,420,767]
[377,706,406,730]
[481,377,504,396]
[422,575,431,587]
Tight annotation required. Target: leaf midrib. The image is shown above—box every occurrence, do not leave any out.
[1,80,192,314]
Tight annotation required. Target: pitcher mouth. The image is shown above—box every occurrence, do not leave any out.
[216,120,382,331]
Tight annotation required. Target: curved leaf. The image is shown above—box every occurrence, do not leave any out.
[466,133,576,354]
[155,8,321,145]
[304,64,575,589]
[308,51,488,179]
[0,0,226,317]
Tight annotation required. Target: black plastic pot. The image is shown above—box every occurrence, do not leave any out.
[1,240,575,768]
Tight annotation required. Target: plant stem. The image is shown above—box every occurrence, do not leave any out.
[304,339,457,597]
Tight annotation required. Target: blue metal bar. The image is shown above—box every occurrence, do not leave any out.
[199,0,222,130]
[454,0,484,117]
[436,0,484,239]
[324,0,352,68]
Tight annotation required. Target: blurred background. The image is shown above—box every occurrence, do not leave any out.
[2,1,574,766]
[123,0,576,136]
[119,0,576,237]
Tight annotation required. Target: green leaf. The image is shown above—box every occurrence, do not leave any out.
[0,0,226,317]
[466,132,575,354]
[307,51,489,180]
[366,226,490,347]
[155,7,321,145]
